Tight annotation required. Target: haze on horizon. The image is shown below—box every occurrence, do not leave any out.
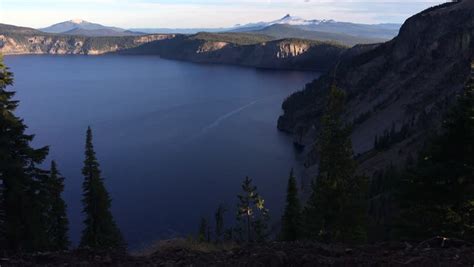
[0,0,445,29]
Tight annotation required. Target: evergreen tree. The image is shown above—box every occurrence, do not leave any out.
[28,168,51,251]
[236,177,269,243]
[198,217,208,242]
[42,161,69,250]
[253,196,270,242]
[280,169,302,241]
[304,84,368,243]
[397,72,474,240]
[367,164,399,242]
[80,127,125,250]
[214,204,227,242]
[0,56,50,251]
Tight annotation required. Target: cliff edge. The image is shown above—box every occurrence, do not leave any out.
[278,0,474,174]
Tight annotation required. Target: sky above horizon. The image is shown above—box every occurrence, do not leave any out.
[0,0,446,29]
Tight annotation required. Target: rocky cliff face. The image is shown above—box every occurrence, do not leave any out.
[121,36,346,71]
[0,33,172,55]
[278,0,474,174]
[0,24,346,71]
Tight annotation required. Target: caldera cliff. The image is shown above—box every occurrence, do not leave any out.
[0,24,347,71]
[278,0,474,174]
[0,24,172,55]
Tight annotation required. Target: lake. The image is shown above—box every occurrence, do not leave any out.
[5,55,318,249]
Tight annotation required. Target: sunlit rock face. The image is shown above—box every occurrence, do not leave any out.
[196,41,229,53]
[275,41,311,58]
[0,33,173,55]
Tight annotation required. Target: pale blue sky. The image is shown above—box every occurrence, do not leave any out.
[0,0,446,29]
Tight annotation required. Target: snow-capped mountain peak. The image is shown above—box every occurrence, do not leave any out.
[70,19,86,24]
[270,14,339,26]
[271,14,309,25]
[235,14,337,29]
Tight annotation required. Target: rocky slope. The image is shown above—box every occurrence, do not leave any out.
[0,24,171,55]
[120,33,346,71]
[2,237,473,266]
[278,0,474,174]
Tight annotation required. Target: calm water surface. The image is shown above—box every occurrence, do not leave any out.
[5,55,318,249]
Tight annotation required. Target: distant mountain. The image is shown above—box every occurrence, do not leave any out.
[252,24,385,47]
[40,19,144,36]
[128,28,228,34]
[62,28,143,37]
[232,15,401,41]
[129,15,400,42]
[231,14,331,32]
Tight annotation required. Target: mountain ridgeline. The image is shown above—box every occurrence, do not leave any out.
[230,14,400,41]
[249,24,386,47]
[278,0,474,172]
[39,19,144,37]
[0,14,404,71]
[0,24,347,71]
[37,16,400,41]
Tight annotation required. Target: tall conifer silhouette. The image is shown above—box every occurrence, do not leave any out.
[43,161,70,250]
[0,56,50,251]
[281,169,302,241]
[80,127,124,250]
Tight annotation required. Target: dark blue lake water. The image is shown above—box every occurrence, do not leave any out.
[5,55,317,249]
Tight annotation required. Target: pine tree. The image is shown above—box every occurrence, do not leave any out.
[397,70,474,240]
[280,169,302,241]
[368,164,399,242]
[0,55,50,251]
[304,84,367,243]
[214,204,227,242]
[236,177,269,243]
[80,127,125,250]
[198,217,208,242]
[43,161,69,250]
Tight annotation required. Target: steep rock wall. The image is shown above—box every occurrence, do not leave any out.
[277,0,474,174]
[0,34,173,55]
[121,37,346,71]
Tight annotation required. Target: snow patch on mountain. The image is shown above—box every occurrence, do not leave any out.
[70,19,86,24]
[237,14,337,28]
